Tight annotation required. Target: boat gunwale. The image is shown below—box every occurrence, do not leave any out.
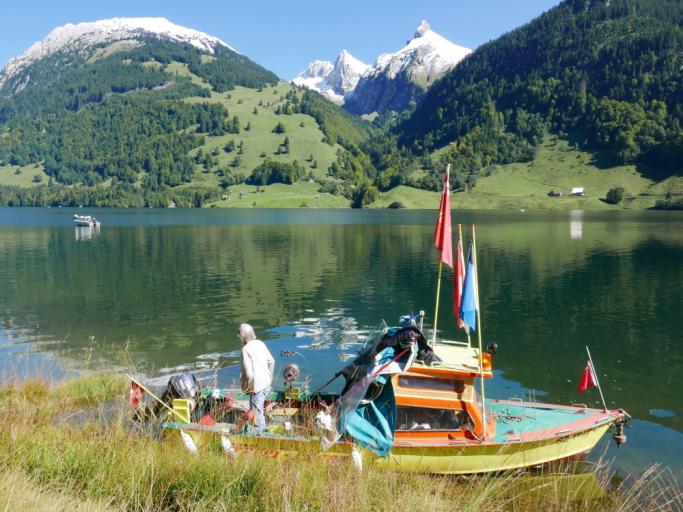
[162,402,624,449]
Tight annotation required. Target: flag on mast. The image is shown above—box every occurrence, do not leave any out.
[458,247,478,333]
[433,166,453,268]
[453,235,465,327]
[578,360,598,393]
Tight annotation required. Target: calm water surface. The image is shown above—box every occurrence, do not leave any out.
[0,207,681,479]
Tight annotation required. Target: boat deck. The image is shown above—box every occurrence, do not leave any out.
[412,343,493,377]
[488,400,617,444]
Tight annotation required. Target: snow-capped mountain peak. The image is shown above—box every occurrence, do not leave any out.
[414,20,432,39]
[292,50,368,104]
[334,50,369,73]
[367,20,471,81]
[344,21,472,115]
[298,60,334,80]
[326,50,370,95]
[1,17,234,87]
[294,20,471,113]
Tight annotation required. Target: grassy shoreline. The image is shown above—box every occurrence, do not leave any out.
[1,374,681,511]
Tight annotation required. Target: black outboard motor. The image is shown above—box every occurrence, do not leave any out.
[163,373,201,402]
[154,373,201,419]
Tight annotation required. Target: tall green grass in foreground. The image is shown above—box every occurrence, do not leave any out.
[0,468,117,511]
[0,374,680,511]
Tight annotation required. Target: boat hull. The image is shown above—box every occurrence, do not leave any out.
[165,420,613,475]
[375,424,610,474]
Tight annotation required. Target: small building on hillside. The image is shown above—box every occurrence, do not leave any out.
[548,189,563,197]
[571,187,585,196]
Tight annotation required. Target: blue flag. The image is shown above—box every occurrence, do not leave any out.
[458,247,477,333]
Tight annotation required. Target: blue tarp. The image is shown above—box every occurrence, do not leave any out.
[343,381,396,457]
[336,347,399,457]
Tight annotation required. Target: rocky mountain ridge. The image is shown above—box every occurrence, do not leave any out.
[0,17,233,90]
[294,21,471,114]
[292,50,368,104]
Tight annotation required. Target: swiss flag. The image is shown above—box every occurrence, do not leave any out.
[578,360,597,393]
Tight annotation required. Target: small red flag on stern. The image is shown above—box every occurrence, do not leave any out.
[578,360,597,393]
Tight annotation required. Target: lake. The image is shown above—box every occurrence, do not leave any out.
[0,207,681,480]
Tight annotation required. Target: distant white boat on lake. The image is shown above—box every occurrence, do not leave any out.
[73,214,100,227]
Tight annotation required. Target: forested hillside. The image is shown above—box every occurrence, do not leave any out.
[0,34,376,206]
[0,38,278,199]
[397,0,682,186]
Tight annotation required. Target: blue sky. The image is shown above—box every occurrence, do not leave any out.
[0,0,562,79]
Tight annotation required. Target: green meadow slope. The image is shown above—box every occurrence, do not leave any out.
[369,136,683,210]
[207,182,349,208]
[0,69,341,187]
[0,163,48,187]
[163,61,341,184]
[5,132,679,210]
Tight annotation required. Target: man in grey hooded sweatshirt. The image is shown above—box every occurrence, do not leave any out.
[238,323,274,433]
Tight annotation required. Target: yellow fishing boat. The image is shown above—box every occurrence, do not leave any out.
[153,320,628,474]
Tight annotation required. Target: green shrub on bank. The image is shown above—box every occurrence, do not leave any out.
[246,160,304,186]
[605,187,625,204]
[654,197,683,210]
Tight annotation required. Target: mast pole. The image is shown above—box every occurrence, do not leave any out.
[432,163,451,347]
[458,223,471,348]
[431,260,443,346]
[585,346,608,412]
[472,225,487,439]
